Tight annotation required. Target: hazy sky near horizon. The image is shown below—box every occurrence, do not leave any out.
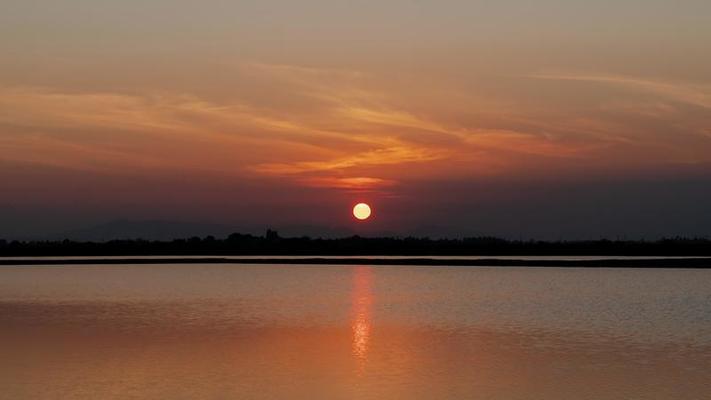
[1,1,711,239]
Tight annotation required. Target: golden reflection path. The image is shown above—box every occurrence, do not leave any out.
[351,266,373,371]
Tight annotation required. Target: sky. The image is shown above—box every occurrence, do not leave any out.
[1,0,711,239]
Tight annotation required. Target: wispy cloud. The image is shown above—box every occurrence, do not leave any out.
[463,129,598,157]
[4,64,708,191]
[297,176,397,190]
[528,73,711,109]
[253,145,446,175]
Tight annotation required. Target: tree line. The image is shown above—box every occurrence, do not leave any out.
[2,230,711,256]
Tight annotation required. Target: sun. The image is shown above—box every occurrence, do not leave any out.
[353,203,372,221]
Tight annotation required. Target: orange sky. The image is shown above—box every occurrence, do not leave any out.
[1,1,710,238]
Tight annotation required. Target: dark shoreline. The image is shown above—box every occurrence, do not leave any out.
[4,235,711,258]
[3,257,711,268]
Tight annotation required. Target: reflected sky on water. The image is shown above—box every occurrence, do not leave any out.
[1,264,710,399]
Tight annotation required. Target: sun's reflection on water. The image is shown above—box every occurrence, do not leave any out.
[351,266,373,370]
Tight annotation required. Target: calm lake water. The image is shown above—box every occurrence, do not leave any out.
[1,264,710,399]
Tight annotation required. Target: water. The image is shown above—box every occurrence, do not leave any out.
[1,264,710,399]
[4,255,708,260]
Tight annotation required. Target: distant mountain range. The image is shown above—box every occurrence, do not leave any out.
[48,220,244,242]
[42,219,365,242]
[2,217,490,242]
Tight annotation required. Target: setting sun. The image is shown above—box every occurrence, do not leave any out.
[353,203,372,221]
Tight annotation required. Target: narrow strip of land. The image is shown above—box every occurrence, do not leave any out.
[2,257,711,268]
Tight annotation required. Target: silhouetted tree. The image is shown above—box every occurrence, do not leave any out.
[1,234,711,257]
[265,229,280,241]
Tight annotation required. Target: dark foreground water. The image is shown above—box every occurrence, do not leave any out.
[1,264,710,399]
